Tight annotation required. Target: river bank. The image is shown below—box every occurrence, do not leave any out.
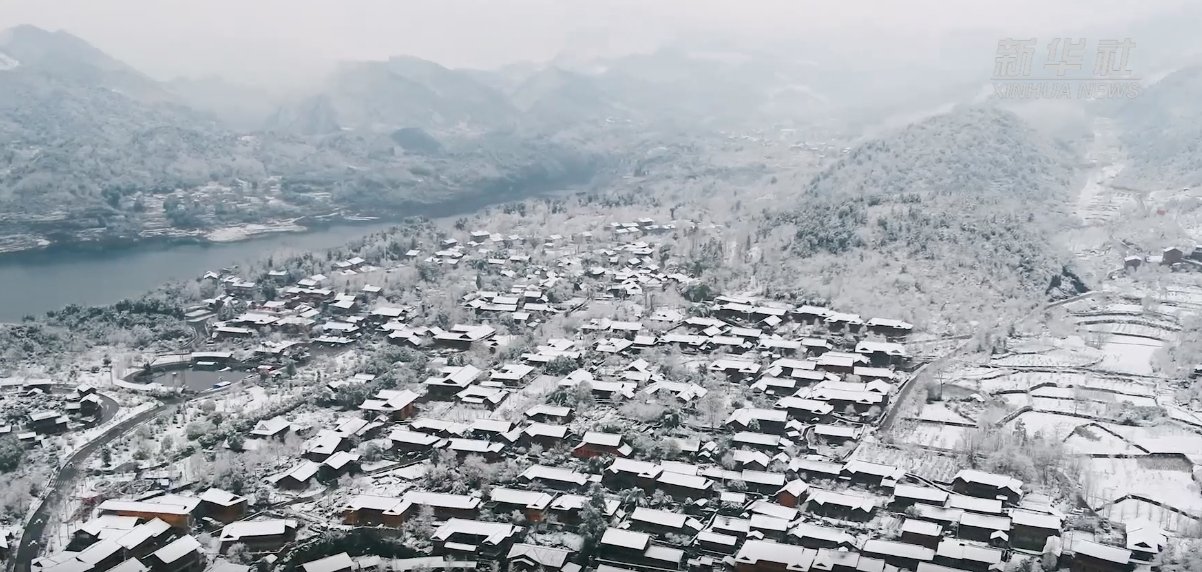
[0,179,590,321]
[0,219,403,322]
[0,215,386,258]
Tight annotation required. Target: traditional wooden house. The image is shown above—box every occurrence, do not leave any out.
[627,507,704,538]
[861,540,936,570]
[506,544,579,572]
[488,488,554,523]
[301,553,355,572]
[788,522,857,550]
[147,535,204,572]
[1010,510,1062,551]
[952,470,1023,505]
[776,480,809,508]
[1071,541,1132,572]
[934,539,1003,572]
[572,432,633,459]
[957,512,1011,545]
[866,318,914,339]
[432,519,521,558]
[901,519,944,549]
[97,496,200,530]
[734,540,817,572]
[806,489,878,521]
[198,489,248,524]
[519,464,594,491]
[891,484,950,509]
[218,519,299,554]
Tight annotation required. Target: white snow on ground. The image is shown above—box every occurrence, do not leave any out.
[63,400,156,457]
[1108,497,1197,534]
[1061,424,1145,456]
[892,422,969,451]
[1083,456,1202,519]
[1003,411,1089,441]
[1107,424,1202,455]
[914,402,975,425]
[1096,335,1163,376]
[990,347,1103,369]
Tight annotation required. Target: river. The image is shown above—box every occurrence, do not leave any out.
[0,222,399,322]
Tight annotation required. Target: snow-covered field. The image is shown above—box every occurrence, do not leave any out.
[913,402,976,426]
[1061,423,1146,456]
[1106,424,1202,455]
[1107,497,1199,534]
[1003,411,1089,441]
[990,348,1103,369]
[892,422,971,451]
[1082,456,1202,520]
[1096,335,1163,376]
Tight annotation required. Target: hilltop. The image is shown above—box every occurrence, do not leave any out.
[1113,66,1202,190]
[744,106,1083,330]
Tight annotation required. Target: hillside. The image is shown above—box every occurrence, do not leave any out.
[0,26,618,252]
[268,57,520,135]
[0,27,246,213]
[1113,66,1202,190]
[745,106,1082,330]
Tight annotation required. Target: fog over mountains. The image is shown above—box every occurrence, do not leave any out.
[2,1,1202,256]
[0,22,989,247]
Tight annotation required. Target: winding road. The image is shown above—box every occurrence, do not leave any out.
[13,394,179,572]
[14,363,253,571]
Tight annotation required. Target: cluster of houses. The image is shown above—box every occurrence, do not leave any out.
[0,382,105,445]
[313,464,1158,572]
[31,489,266,572]
[1122,245,1202,273]
[35,221,1173,572]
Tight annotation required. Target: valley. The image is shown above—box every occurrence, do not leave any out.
[3,8,1202,572]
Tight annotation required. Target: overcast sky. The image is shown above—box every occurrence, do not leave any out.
[1,0,1193,85]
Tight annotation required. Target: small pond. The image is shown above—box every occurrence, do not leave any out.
[145,368,253,392]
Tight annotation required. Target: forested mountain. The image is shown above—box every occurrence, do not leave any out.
[0,26,248,214]
[1114,66,1202,190]
[0,23,1077,261]
[273,45,968,136]
[0,26,621,250]
[746,107,1082,330]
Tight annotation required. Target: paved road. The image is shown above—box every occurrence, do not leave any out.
[92,392,120,428]
[13,397,178,572]
[13,371,252,571]
[879,337,970,433]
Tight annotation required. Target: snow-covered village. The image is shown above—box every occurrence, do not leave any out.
[3,197,1202,572]
[7,5,1202,572]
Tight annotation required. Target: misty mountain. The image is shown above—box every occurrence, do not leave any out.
[0,26,616,250]
[1114,66,1202,190]
[165,76,282,131]
[0,25,205,143]
[508,66,624,126]
[268,57,519,135]
[0,25,250,215]
[259,42,990,139]
[390,127,443,155]
[266,94,341,136]
[0,24,169,103]
[267,46,853,135]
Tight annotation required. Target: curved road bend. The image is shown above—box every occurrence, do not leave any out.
[14,397,179,572]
